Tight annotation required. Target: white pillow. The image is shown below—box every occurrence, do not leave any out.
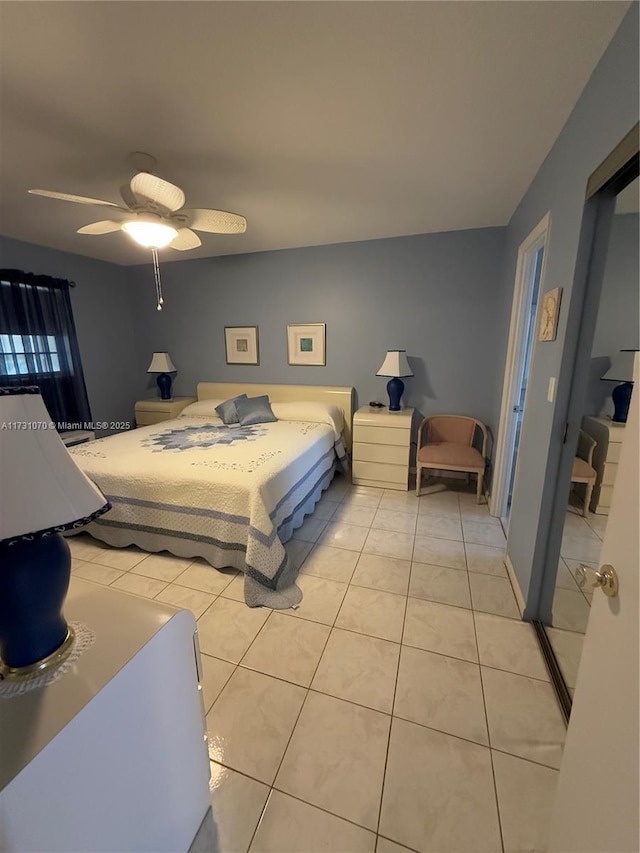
[179,399,225,418]
[270,401,344,438]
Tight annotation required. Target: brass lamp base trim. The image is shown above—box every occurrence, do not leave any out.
[0,627,76,682]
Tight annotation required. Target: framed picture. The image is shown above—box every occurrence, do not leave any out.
[287,323,326,366]
[225,326,259,365]
[538,288,562,342]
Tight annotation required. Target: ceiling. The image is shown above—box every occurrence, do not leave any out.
[0,1,631,266]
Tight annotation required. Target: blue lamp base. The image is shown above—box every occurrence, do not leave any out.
[387,377,405,412]
[156,372,173,400]
[0,533,74,677]
[611,381,633,423]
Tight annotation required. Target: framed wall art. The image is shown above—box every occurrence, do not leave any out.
[225,326,259,365]
[287,323,326,366]
[538,288,562,342]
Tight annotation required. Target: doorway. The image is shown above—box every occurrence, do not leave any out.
[544,174,638,709]
[530,128,639,720]
[491,214,550,523]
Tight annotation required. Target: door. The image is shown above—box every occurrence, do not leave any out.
[549,355,639,852]
[491,214,550,521]
[505,243,544,515]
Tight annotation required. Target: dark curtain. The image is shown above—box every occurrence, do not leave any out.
[0,270,92,428]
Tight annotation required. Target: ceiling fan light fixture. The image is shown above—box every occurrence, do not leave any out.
[122,220,178,249]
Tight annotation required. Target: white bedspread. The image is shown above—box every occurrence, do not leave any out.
[69,408,348,608]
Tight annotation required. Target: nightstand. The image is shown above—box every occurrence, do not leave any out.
[134,396,197,426]
[582,415,627,514]
[352,406,414,491]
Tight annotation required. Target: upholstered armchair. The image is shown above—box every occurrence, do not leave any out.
[416,415,488,502]
[572,429,597,517]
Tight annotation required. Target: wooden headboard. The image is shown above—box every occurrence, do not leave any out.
[197,382,356,449]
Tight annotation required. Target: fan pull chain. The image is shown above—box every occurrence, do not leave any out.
[152,247,165,311]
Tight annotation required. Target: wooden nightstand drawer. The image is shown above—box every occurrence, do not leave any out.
[606,443,622,464]
[135,397,196,426]
[352,460,408,486]
[355,424,410,447]
[598,484,615,508]
[351,406,414,491]
[136,411,172,426]
[352,441,409,466]
[602,462,618,486]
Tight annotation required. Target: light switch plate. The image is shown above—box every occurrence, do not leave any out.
[547,376,556,402]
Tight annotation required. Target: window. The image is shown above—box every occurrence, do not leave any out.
[0,270,91,428]
[0,334,64,376]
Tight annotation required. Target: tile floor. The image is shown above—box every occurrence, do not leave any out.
[68,476,566,853]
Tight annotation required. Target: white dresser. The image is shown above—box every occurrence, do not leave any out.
[0,579,211,852]
[352,406,414,490]
[135,395,197,426]
[582,415,627,515]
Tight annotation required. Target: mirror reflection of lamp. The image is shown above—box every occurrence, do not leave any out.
[601,349,638,423]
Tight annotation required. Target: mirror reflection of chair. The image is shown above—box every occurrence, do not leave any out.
[572,429,597,517]
[416,415,488,503]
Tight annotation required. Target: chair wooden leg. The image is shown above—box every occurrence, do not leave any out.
[584,482,594,517]
[476,472,484,504]
[416,465,422,497]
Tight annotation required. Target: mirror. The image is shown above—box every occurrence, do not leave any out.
[546,175,639,697]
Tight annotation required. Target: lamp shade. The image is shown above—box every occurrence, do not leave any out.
[0,388,110,543]
[0,387,110,676]
[122,220,178,249]
[601,350,638,383]
[147,352,176,373]
[376,350,414,378]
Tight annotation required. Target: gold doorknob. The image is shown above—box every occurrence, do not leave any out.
[575,563,619,598]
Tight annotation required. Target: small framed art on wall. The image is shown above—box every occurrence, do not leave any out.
[538,288,562,342]
[287,323,326,366]
[225,326,259,364]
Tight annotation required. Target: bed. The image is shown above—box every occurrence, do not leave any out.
[69,383,354,608]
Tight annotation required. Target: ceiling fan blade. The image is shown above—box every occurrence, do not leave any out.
[77,220,123,235]
[168,228,201,251]
[181,208,247,234]
[28,189,120,208]
[130,173,185,212]
[120,183,138,210]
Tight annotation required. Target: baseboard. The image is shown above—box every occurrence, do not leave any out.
[504,553,526,617]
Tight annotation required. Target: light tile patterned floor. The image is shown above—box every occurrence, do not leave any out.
[68,476,566,853]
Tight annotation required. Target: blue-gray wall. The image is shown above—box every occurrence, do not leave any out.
[0,235,139,429]
[126,227,507,438]
[586,212,639,416]
[0,3,637,623]
[499,3,639,607]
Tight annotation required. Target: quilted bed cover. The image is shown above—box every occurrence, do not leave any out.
[69,406,348,608]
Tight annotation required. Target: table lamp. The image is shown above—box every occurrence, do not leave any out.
[0,387,110,680]
[147,351,176,400]
[601,349,637,423]
[376,350,414,411]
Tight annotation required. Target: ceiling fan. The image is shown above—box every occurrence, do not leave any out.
[28,153,247,310]
[28,152,247,252]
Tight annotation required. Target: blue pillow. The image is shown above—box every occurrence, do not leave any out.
[236,395,278,426]
[215,394,248,425]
